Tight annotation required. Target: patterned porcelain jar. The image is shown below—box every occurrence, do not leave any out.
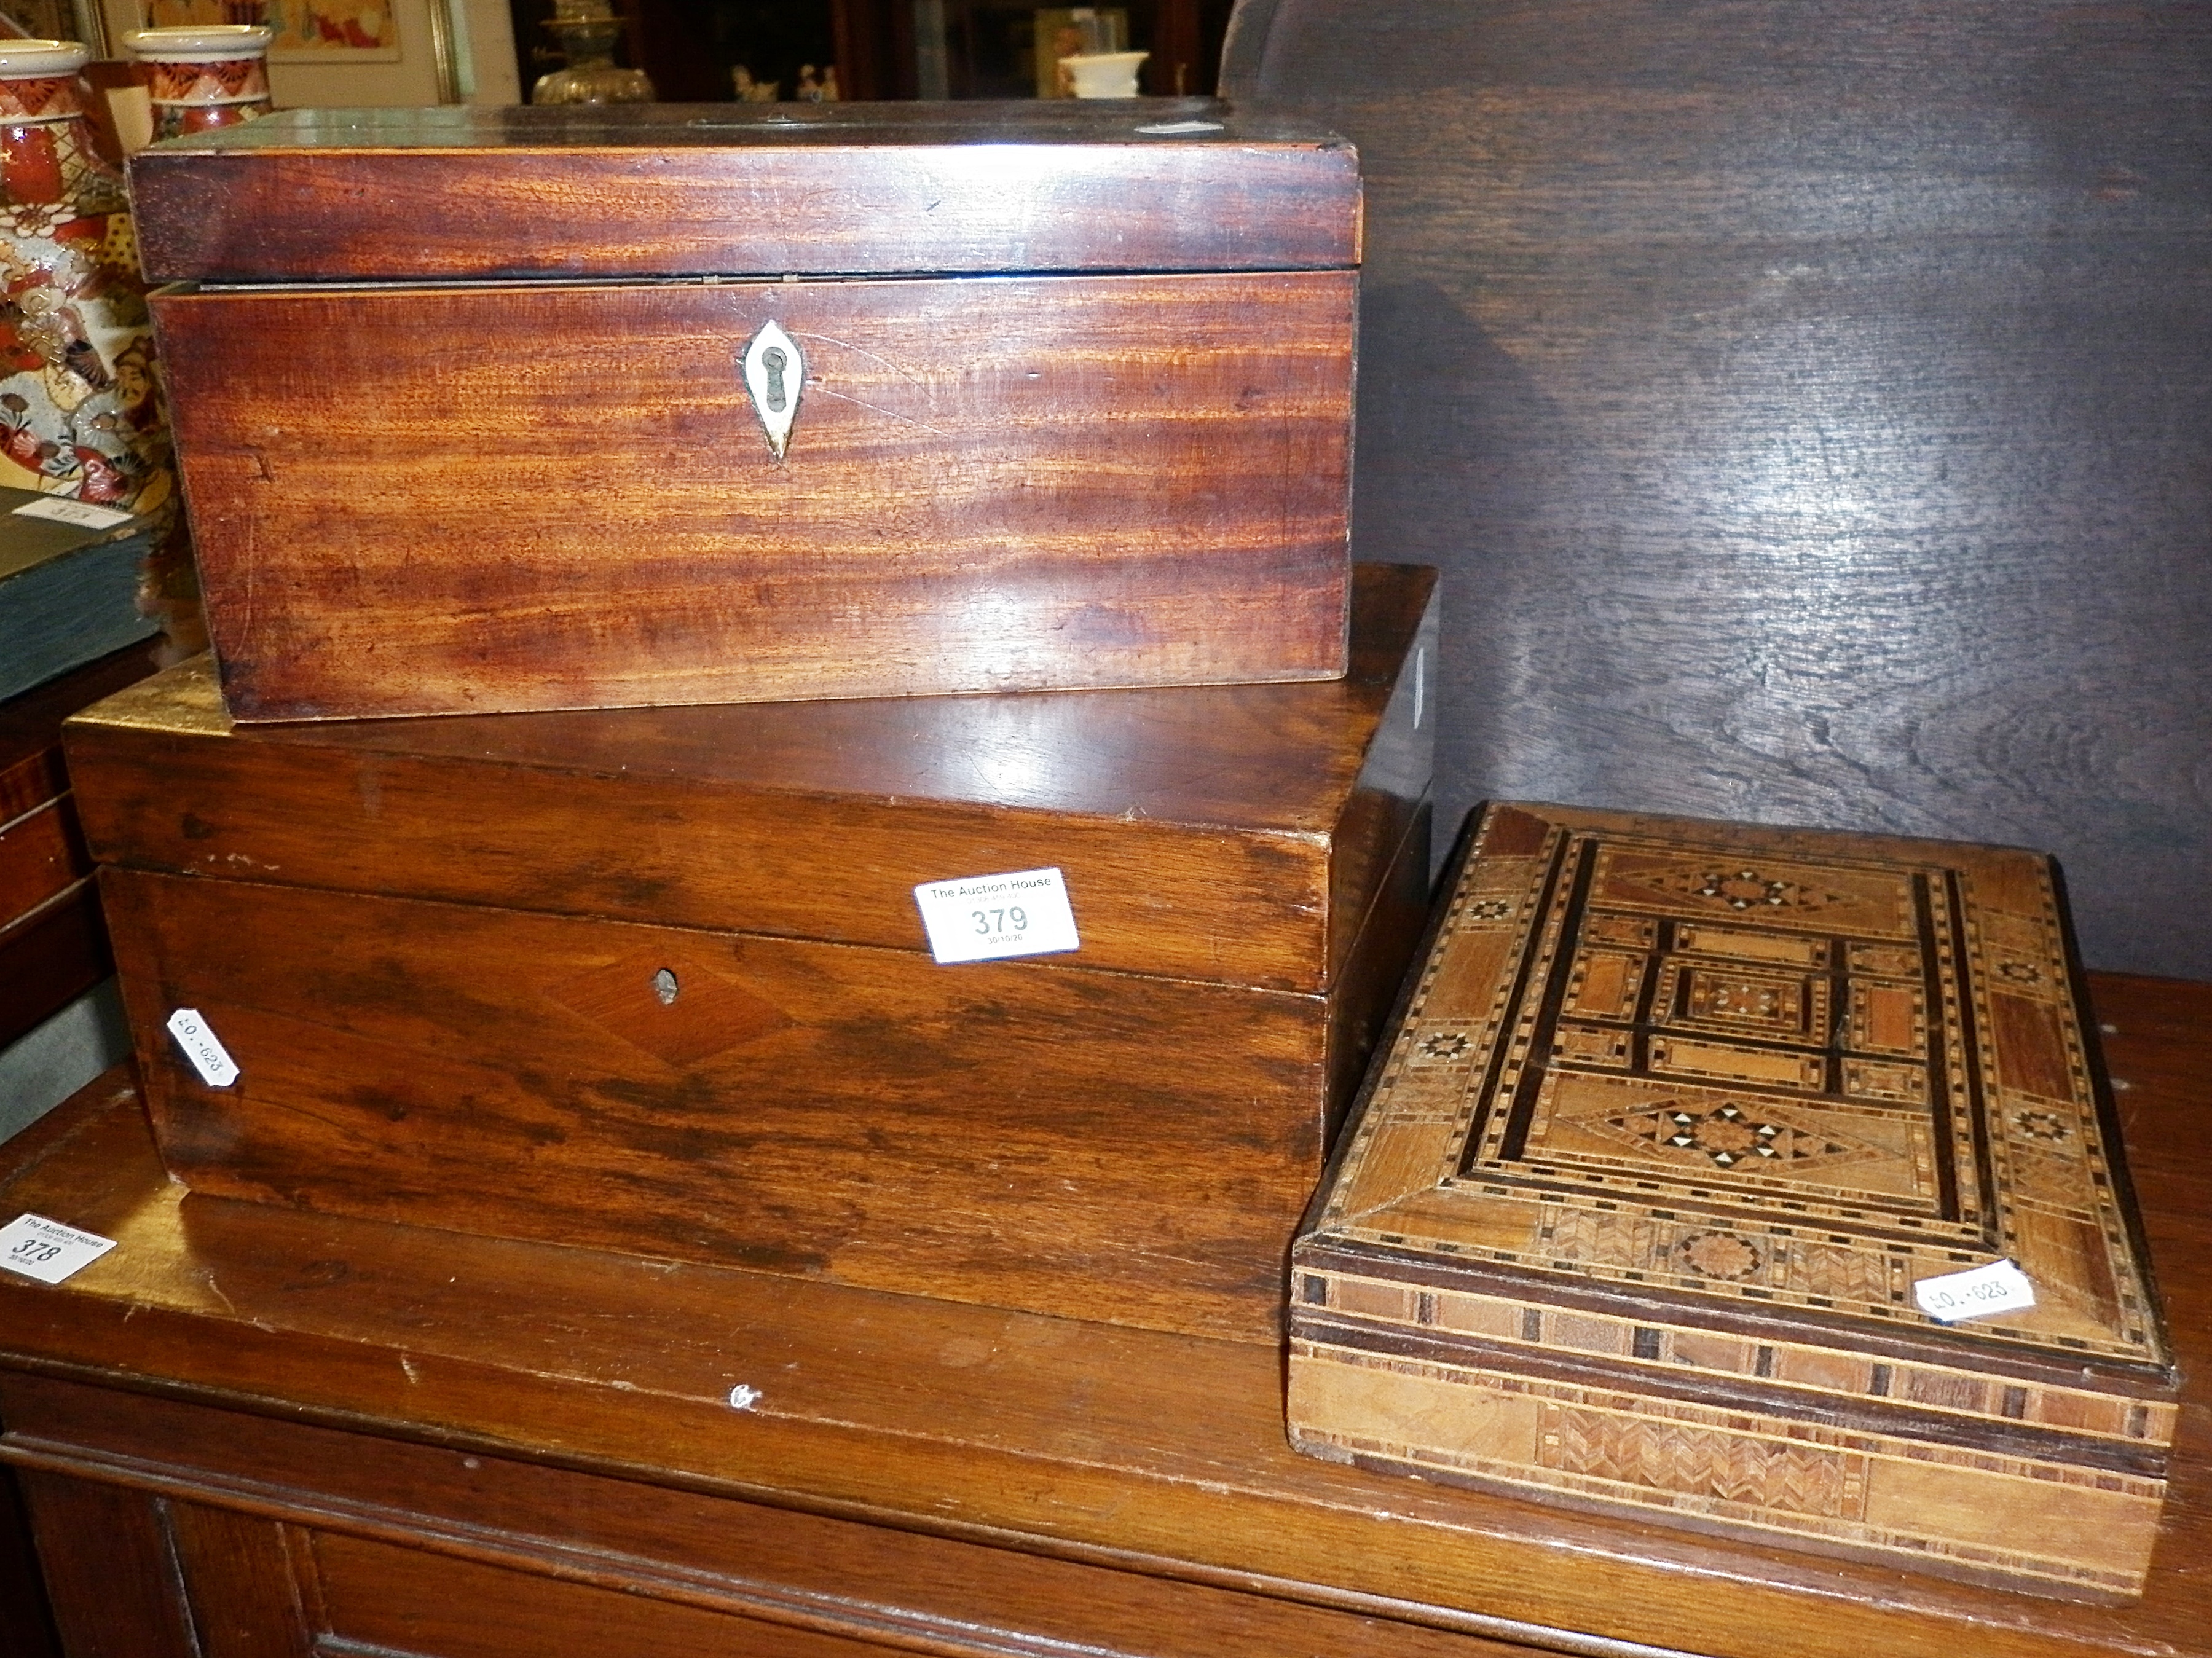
[0,39,173,517]
[122,25,274,140]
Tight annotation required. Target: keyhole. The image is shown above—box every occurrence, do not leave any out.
[653,968,679,1006]
[762,347,787,412]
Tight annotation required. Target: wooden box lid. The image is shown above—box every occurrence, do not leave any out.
[1290,801,2177,1597]
[127,100,1360,285]
[64,563,1435,997]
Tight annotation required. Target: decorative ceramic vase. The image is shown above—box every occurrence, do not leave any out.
[533,0,653,104]
[1059,50,1147,97]
[0,39,173,520]
[122,25,274,141]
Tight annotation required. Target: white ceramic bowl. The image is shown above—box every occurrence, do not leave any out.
[0,39,90,77]
[122,25,275,63]
[1059,50,1148,98]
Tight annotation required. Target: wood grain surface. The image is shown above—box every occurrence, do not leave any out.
[14,1470,199,1658]
[154,269,1355,720]
[1222,0,2212,979]
[74,572,1433,1340]
[0,801,85,933]
[0,971,2204,1658]
[0,882,109,1051]
[128,101,1360,283]
[66,564,1435,996]
[0,642,164,827]
[0,642,160,1045]
[5,1381,1527,1658]
[100,858,1387,1340]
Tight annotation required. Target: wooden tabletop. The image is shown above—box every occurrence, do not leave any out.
[1,971,2205,1658]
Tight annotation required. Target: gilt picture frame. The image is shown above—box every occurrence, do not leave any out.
[0,0,111,53]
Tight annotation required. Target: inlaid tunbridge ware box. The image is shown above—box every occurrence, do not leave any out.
[127,100,1361,721]
[1289,801,2177,1599]
[66,564,1436,1344]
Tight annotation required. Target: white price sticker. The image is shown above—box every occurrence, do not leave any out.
[166,1007,240,1087]
[0,1213,118,1285]
[1913,1259,2037,1323]
[11,495,132,530]
[913,866,1080,964]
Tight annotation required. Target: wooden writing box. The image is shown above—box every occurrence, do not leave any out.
[66,564,1435,1343]
[1289,801,2177,1599]
[128,101,1361,721]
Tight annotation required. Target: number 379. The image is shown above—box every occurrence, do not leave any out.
[973,906,1028,935]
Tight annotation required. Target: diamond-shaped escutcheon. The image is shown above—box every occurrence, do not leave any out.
[546,945,792,1068]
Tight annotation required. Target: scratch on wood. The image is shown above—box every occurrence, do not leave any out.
[788,328,932,390]
[804,383,951,438]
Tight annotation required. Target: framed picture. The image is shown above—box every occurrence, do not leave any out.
[264,0,401,60]
[0,0,110,52]
[143,0,403,60]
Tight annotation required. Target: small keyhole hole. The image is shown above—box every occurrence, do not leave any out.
[653,968,679,1005]
[762,347,787,412]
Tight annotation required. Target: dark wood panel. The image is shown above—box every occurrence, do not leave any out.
[313,1533,940,1658]
[0,642,163,827]
[0,1466,58,1658]
[14,1473,195,1658]
[167,1503,317,1658]
[1323,795,1431,1142]
[0,882,109,1050]
[0,803,87,933]
[128,102,1359,283]
[1223,0,2212,979]
[64,565,1435,997]
[154,270,1353,720]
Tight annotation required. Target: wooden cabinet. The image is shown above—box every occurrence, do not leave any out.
[9,1380,1513,1658]
[2,980,2210,1658]
[0,645,160,1056]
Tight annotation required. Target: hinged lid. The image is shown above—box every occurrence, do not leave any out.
[128,100,1361,285]
[65,564,1435,997]
[1300,801,2176,1392]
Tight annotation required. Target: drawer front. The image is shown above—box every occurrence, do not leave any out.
[105,868,1328,1340]
[4,1380,1532,1658]
[0,798,88,930]
[315,1534,914,1658]
[152,270,1355,721]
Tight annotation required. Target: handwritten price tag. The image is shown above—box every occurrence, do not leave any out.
[166,1007,240,1088]
[0,1213,117,1286]
[913,867,1080,964]
[11,496,132,530]
[1913,1259,2036,1323]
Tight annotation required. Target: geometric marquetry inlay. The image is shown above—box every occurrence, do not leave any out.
[1291,803,2177,1599]
[1322,804,2168,1365]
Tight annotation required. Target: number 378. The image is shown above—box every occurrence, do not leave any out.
[973,906,1028,935]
